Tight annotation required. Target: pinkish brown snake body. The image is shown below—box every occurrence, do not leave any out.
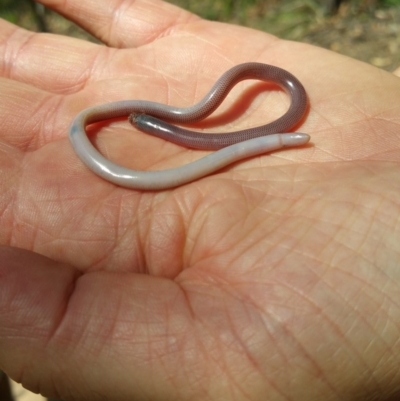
[69,63,309,190]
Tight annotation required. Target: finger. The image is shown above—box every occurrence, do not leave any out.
[0,18,105,94]
[0,18,163,100]
[0,13,282,98]
[0,245,191,401]
[0,75,80,149]
[0,245,81,392]
[0,15,230,97]
[37,0,199,48]
[0,66,174,148]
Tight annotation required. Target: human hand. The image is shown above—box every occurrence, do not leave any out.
[1,1,400,400]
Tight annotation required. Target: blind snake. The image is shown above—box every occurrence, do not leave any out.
[69,62,309,191]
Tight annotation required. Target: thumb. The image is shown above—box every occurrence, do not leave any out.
[0,245,79,395]
[0,245,190,401]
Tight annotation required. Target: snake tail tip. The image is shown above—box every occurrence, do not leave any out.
[282,132,310,147]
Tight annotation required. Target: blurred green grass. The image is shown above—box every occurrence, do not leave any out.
[0,0,32,24]
[169,0,400,40]
[1,0,399,34]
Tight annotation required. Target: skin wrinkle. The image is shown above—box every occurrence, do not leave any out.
[66,275,121,348]
[190,213,240,265]
[184,274,328,400]
[216,354,253,401]
[1,25,35,80]
[153,304,198,394]
[304,230,350,274]
[333,254,400,313]
[191,301,251,400]
[212,204,261,255]
[31,211,60,252]
[159,315,199,396]
[0,196,14,243]
[230,321,274,400]
[341,288,397,354]
[170,189,196,231]
[263,283,370,395]
[291,227,348,277]
[32,39,94,92]
[72,48,108,93]
[316,223,368,266]
[80,204,121,270]
[0,24,18,78]
[316,96,366,126]
[312,262,394,357]
[368,126,397,155]
[172,189,206,264]
[10,159,34,250]
[112,1,198,48]
[256,38,285,66]
[174,325,210,400]
[356,308,394,368]
[186,31,235,58]
[365,136,400,162]
[16,367,39,396]
[357,198,386,250]
[36,95,68,147]
[220,281,283,381]
[147,212,180,271]
[141,199,166,274]
[13,90,60,150]
[243,229,303,273]
[155,16,197,45]
[225,222,285,271]
[235,238,287,279]
[109,193,139,267]
[161,70,176,110]
[135,198,166,273]
[138,196,162,274]
[168,79,191,107]
[52,44,109,95]
[84,45,118,88]
[253,296,334,399]
[374,106,400,121]
[45,268,81,346]
[192,194,296,272]
[316,135,352,162]
[158,356,180,399]
[107,0,128,48]
[2,254,79,371]
[0,152,20,238]
[318,191,396,257]
[54,193,116,269]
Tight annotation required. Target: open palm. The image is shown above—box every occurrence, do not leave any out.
[1,1,400,400]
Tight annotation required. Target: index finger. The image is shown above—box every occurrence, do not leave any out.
[37,0,199,48]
